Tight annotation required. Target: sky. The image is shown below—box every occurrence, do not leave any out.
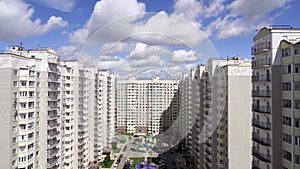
[0,0,299,79]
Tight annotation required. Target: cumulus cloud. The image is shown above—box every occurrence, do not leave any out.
[205,0,293,39]
[100,42,131,55]
[34,0,76,12]
[170,50,200,64]
[126,43,171,60]
[68,0,206,47]
[129,55,165,68]
[0,0,68,41]
[69,0,145,44]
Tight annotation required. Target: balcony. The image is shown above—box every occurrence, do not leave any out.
[251,42,271,55]
[47,140,59,148]
[252,147,271,162]
[252,132,271,146]
[252,75,271,82]
[205,154,212,163]
[252,58,271,69]
[252,118,271,130]
[252,160,260,169]
[47,158,59,168]
[252,90,271,97]
[47,148,59,158]
[252,105,271,114]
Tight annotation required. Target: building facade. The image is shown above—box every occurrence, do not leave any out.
[251,27,300,169]
[0,46,115,169]
[116,77,178,135]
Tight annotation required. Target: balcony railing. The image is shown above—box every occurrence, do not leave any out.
[252,90,271,97]
[252,58,271,68]
[252,118,271,130]
[252,160,260,169]
[252,132,271,146]
[251,42,271,55]
[252,147,271,162]
[252,105,271,114]
[252,75,271,82]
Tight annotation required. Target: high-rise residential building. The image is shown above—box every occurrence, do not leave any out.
[97,70,116,147]
[116,77,178,135]
[251,27,300,169]
[180,58,252,169]
[0,46,115,169]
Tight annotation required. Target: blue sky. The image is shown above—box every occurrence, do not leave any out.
[0,0,299,78]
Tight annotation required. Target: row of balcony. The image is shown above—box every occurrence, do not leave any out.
[252,147,271,162]
[252,105,271,114]
[252,58,271,68]
[252,132,271,146]
[252,90,271,97]
[251,42,270,55]
[252,75,271,82]
[252,118,271,130]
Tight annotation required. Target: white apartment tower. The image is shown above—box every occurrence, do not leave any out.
[0,46,115,169]
[98,70,116,147]
[251,27,300,169]
[116,77,178,135]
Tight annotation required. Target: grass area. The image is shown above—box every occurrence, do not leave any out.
[147,157,160,164]
[113,148,121,153]
[101,155,114,168]
[119,140,126,143]
[129,157,145,169]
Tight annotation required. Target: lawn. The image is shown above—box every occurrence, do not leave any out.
[119,139,126,144]
[129,157,145,169]
[147,157,160,164]
[101,156,114,168]
[113,148,121,153]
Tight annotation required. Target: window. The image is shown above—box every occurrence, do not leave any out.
[13,70,18,76]
[283,99,292,108]
[283,149,292,161]
[282,82,291,91]
[19,91,27,97]
[283,133,292,143]
[13,81,18,87]
[296,119,300,128]
[283,116,292,126]
[295,48,300,55]
[295,100,300,109]
[29,70,35,76]
[20,81,27,87]
[282,48,291,57]
[295,136,300,146]
[19,103,26,109]
[282,65,291,74]
[12,137,17,144]
[12,126,17,133]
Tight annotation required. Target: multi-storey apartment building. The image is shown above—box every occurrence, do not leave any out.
[116,77,178,135]
[180,58,252,169]
[251,27,300,169]
[0,46,116,169]
[98,70,116,147]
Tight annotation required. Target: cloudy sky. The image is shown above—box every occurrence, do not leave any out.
[0,0,299,79]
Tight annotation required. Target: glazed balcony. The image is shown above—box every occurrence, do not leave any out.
[252,147,271,162]
[252,75,271,82]
[252,132,271,146]
[252,57,271,69]
[251,42,271,55]
[252,105,271,114]
[252,90,271,97]
[252,118,271,130]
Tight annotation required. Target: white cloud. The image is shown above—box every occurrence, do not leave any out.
[126,43,171,60]
[0,0,68,41]
[35,0,75,12]
[173,0,203,21]
[69,0,206,47]
[130,55,165,68]
[227,0,291,22]
[99,55,121,61]
[69,0,145,44]
[100,42,130,55]
[170,50,200,64]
